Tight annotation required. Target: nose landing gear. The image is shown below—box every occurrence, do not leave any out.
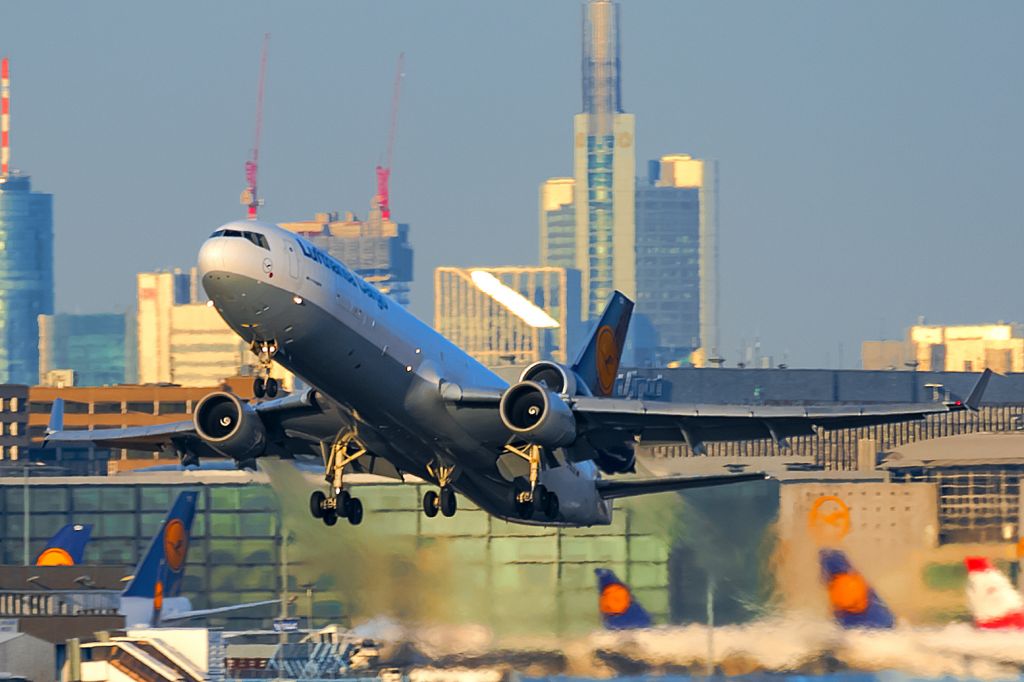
[251,340,281,399]
[309,431,367,526]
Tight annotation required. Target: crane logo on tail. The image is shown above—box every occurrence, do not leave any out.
[595,325,619,396]
[599,582,632,616]
[36,547,74,566]
[163,519,188,572]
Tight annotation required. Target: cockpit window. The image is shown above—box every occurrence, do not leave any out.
[208,229,270,250]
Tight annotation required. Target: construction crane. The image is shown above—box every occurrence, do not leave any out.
[374,52,404,221]
[242,33,270,220]
[1,57,10,176]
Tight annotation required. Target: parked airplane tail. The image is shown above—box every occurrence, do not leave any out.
[572,292,634,396]
[964,556,1024,629]
[819,549,895,629]
[35,523,93,566]
[122,491,198,601]
[594,567,653,629]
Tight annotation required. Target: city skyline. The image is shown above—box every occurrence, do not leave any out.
[1,1,1023,367]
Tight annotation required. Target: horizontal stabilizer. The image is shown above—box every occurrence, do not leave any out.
[161,599,281,622]
[595,471,769,500]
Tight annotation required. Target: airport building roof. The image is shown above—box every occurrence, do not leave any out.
[881,432,1024,468]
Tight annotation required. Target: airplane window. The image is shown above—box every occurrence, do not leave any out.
[209,229,225,237]
[243,232,271,250]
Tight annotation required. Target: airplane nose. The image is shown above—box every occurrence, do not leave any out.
[198,236,225,276]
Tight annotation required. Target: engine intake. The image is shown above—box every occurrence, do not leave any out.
[499,381,577,448]
[193,392,267,461]
[518,361,586,396]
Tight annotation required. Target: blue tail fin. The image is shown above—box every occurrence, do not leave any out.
[819,549,895,629]
[572,292,634,396]
[595,568,653,630]
[36,523,93,565]
[122,491,198,599]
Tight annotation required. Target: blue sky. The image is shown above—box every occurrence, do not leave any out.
[2,1,1022,367]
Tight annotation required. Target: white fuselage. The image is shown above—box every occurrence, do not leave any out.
[198,221,611,525]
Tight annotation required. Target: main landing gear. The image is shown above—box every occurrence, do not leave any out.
[309,431,366,526]
[252,340,280,399]
[422,462,458,518]
[503,442,560,520]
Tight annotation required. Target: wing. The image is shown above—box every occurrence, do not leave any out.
[571,369,992,453]
[161,599,280,623]
[45,389,333,459]
[596,471,769,500]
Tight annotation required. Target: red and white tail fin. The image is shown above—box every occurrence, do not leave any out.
[964,556,1024,630]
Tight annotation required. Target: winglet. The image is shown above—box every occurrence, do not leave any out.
[45,398,65,436]
[964,369,993,411]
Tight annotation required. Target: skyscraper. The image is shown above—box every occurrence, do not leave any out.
[38,313,128,386]
[539,177,576,269]
[574,0,636,318]
[434,266,581,367]
[634,154,718,365]
[0,174,54,385]
[280,203,413,306]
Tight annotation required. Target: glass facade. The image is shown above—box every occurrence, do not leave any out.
[541,203,576,270]
[38,313,127,386]
[0,175,54,385]
[634,178,702,366]
[0,474,773,635]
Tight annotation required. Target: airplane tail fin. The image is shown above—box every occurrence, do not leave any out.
[964,556,1024,629]
[35,523,93,566]
[572,292,634,396]
[594,568,653,630]
[45,398,64,436]
[122,491,198,601]
[819,549,895,629]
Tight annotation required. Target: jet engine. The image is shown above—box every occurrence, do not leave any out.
[499,381,577,448]
[517,361,587,396]
[193,392,267,460]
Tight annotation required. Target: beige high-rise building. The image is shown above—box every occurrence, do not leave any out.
[862,323,1024,373]
[136,270,291,387]
[434,266,582,368]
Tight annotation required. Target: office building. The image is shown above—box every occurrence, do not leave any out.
[0,384,28,464]
[38,313,128,386]
[539,177,576,269]
[280,203,413,306]
[633,155,718,366]
[0,174,53,385]
[435,266,581,367]
[862,323,1024,373]
[573,0,636,319]
[135,270,285,387]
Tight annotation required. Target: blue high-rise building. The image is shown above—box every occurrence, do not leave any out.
[38,313,127,386]
[0,174,53,385]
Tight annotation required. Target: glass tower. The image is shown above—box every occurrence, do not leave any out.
[0,174,53,385]
[633,155,718,366]
[38,313,127,386]
[573,0,635,319]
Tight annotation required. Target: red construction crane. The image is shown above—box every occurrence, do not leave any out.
[242,33,270,220]
[375,52,405,221]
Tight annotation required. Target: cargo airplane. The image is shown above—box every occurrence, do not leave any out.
[46,221,991,528]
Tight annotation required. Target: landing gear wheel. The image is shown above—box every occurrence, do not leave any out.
[541,490,559,520]
[265,377,279,398]
[423,490,439,518]
[337,490,352,517]
[309,490,326,519]
[440,486,457,517]
[253,377,266,398]
[322,510,338,526]
[346,498,363,525]
[516,498,534,519]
